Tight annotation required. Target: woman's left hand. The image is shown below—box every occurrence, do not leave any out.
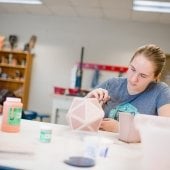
[99,118,119,133]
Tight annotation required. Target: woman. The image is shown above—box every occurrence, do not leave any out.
[86,44,170,132]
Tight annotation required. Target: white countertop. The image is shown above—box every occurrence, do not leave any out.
[0,118,143,170]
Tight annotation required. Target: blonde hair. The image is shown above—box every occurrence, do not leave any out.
[130,44,166,78]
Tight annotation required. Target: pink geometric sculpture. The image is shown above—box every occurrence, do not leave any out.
[66,97,105,131]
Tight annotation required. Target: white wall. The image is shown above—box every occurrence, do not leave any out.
[0,14,170,115]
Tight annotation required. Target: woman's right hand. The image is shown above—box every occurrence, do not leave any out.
[86,88,110,104]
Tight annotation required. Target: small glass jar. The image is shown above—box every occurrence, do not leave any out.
[39,125,52,143]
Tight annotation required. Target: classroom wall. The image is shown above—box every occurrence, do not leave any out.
[0,14,170,115]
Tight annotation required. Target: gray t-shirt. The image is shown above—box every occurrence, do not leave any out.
[97,77,170,118]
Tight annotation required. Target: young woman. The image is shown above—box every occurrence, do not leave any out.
[86,44,170,132]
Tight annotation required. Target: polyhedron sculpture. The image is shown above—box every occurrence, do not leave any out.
[66,97,105,131]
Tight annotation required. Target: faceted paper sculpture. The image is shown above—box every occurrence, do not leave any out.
[66,97,105,131]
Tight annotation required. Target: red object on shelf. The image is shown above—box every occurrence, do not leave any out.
[77,62,128,73]
[68,88,79,95]
[54,87,66,95]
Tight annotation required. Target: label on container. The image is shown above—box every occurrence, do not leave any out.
[7,107,22,125]
[40,129,52,143]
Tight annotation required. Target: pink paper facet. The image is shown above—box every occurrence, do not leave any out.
[119,112,140,143]
[66,97,105,131]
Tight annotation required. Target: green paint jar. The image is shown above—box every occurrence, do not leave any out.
[40,125,52,143]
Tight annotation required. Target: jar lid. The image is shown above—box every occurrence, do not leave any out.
[6,97,21,102]
[40,124,52,131]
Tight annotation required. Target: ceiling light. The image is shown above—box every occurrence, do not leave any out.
[0,0,42,5]
[133,0,170,13]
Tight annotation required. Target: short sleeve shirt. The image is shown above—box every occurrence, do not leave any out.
[96,77,170,118]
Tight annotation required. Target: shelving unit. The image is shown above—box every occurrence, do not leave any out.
[80,62,128,73]
[77,62,128,78]
[0,50,33,109]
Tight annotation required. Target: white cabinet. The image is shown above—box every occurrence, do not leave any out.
[51,95,81,124]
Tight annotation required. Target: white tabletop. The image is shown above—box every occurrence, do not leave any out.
[0,118,143,170]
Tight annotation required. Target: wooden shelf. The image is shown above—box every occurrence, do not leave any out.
[0,50,33,109]
[0,63,26,69]
[0,78,24,83]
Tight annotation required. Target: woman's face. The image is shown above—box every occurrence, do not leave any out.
[127,54,156,94]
